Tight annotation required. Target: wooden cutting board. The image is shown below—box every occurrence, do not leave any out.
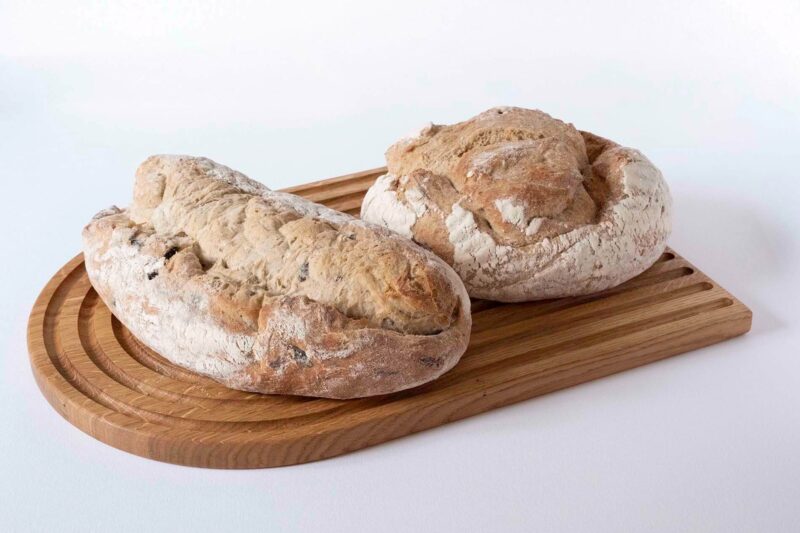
[27,167,752,468]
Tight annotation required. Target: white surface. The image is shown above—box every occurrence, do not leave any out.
[1,1,799,531]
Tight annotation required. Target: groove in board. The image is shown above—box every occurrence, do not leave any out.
[27,167,752,468]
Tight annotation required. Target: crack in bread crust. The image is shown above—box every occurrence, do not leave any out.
[82,156,471,399]
[361,107,672,301]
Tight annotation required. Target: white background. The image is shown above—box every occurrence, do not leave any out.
[2,1,799,531]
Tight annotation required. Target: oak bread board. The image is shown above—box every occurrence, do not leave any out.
[28,166,752,468]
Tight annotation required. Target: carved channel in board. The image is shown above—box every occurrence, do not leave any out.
[454,282,720,379]
[298,283,731,425]
[56,250,700,424]
[471,272,703,340]
[425,296,735,393]
[403,301,719,432]
[471,252,688,320]
[469,280,715,351]
[38,257,727,435]
[312,293,742,436]
[45,266,355,431]
[44,271,145,423]
[40,261,93,393]
[472,258,692,328]
[95,264,708,420]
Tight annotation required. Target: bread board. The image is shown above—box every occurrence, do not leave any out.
[27,167,752,468]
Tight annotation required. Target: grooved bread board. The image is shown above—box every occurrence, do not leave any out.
[28,167,752,468]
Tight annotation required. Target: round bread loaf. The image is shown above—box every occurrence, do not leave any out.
[361,107,672,301]
[83,155,471,399]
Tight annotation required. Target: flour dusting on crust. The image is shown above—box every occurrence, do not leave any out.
[445,202,512,286]
[360,107,672,301]
[360,174,417,238]
[494,197,526,228]
[83,155,472,398]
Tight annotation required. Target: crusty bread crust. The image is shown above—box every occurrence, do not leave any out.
[361,107,672,301]
[82,156,471,399]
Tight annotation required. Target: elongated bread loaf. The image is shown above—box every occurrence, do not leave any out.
[82,156,471,399]
[361,107,672,301]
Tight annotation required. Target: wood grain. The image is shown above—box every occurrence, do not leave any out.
[27,166,752,468]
